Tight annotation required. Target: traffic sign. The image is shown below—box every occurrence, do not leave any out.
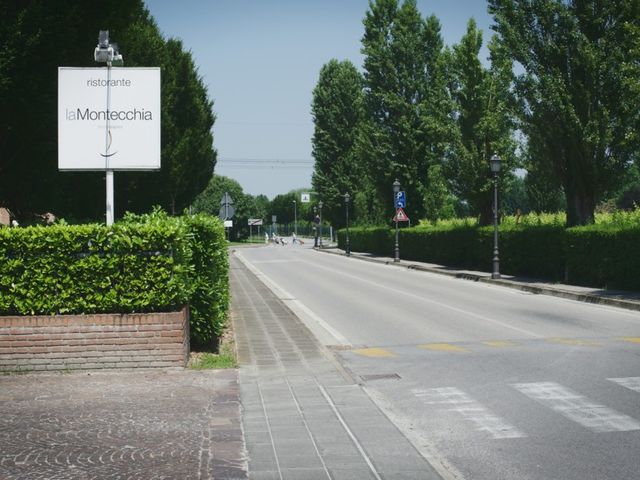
[218,205,235,219]
[219,192,235,219]
[220,192,234,206]
[393,208,409,222]
[301,193,311,203]
[395,191,406,208]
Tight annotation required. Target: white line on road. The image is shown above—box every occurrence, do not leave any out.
[413,387,526,439]
[298,257,543,338]
[608,377,640,393]
[234,251,351,347]
[512,382,640,433]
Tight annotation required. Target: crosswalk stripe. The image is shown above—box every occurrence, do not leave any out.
[413,387,525,439]
[512,382,640,433]
[608,377,640,393]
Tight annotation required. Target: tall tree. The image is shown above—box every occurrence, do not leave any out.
[360,2,457,223]
[419,15,460,220]
[361,0,429,222]
[0,0,144,220]
[489,0,640,226]
[311,59,365,228]
[446,20,517,225]
[0,1,216,221]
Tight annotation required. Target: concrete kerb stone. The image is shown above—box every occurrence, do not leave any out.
[318,248,640,313]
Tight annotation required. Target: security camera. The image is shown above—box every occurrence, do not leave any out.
[94,30,115,63]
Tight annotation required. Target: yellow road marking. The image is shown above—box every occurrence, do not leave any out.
[483,340,519,348]
[620,337,640,344]
[419,343,469,353]
[547,338,601,346]
[352,347,395,358]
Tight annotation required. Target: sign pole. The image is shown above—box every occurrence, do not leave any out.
[104,63,115,226]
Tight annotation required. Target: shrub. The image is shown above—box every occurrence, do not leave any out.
[182,214,229,345]
[566,225,640,290]
[0,210,229,345]
[338,210,640,290]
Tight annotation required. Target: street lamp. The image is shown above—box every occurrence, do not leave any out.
[318,201,324,248]
[393,179,401,262]
[344,193,351,256]
[313,205,318,247]
[490,154,501,279]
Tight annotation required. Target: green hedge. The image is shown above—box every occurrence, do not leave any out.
[566,226,640,290]
[338,223,640,291]
[0,210,229,345]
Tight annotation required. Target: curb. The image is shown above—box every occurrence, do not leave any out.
[318,248,640,313]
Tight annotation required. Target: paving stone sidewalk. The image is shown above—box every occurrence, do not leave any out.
[231,253,441,480]
[0,369,246,480]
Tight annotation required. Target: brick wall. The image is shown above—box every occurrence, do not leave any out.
[0,308,189,372]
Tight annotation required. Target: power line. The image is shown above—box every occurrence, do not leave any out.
[217,157,315,168]
[218,157,314,163]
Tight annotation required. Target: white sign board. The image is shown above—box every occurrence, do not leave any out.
[248,218,263,226]
[58,67,161,170]
[301,193,311,203]
[224,220,233,228]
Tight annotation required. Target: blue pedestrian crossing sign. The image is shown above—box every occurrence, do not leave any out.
[395,191,406,208]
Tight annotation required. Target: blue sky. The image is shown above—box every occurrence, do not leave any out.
[144,0,494,199]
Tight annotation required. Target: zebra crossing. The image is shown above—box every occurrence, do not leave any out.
[413,377,640,439]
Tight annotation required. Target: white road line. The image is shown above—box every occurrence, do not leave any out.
[234,251,351,346]
[298,257,543,338]
[413,387,526,439]
[512,382,640,433]
[608,377,640,393]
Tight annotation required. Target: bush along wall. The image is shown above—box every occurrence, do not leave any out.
[0,210,229,346]
[565,225,640,291]
[338,223,640,291]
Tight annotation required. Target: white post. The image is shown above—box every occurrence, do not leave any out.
[106,170,114,226]
[105,63,114,226]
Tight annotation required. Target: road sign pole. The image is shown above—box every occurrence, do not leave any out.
[394,216,399,262]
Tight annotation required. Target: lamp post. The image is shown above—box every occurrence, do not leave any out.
[393,179,401,262]
[490,154,501,279]
[318,201,324,248]
[344,193,351,256]
[293,200,297,236]
[313,205,318,247]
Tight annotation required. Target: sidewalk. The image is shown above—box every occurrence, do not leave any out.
[318,248,640,312]
[230,253,443,480]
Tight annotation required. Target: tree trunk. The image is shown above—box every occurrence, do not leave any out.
[565,187,595,227]
[477,192,495,227]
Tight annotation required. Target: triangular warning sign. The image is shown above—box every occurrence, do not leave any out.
[393,208,409,222]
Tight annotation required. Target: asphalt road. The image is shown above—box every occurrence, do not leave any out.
[236,244,640,480]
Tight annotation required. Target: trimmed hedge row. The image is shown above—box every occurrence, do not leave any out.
[566,226,640,291]
[338,224,640,291]
[0,211,229,344]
